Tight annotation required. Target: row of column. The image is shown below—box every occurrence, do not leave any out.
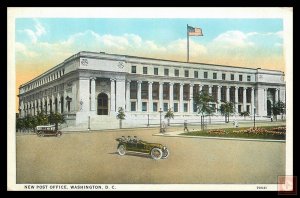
[125,81,257,114]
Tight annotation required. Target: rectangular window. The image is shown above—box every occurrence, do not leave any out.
[222,73,226,80]
[131,102,136,111]
[231,74,234,80]
[184,103,188,112]
[131,66,136,73]
[204,72,208,79]
[174,69,179,77]
[247,75,251,82]
[185,70,189,77]
[153,102,158,112]
[154,68,158,75]
[143,67,147,74]
[164,103,168,112]
[194,71,198,78]
[213,73,217,79]
[174,103,178,112]
[164,68,169,76]
[238,105,242,113]
[142,102,147,111]
[239,75,243,81]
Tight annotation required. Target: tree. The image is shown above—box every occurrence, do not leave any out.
[116,107,126,129]
[36,111,48,126]
[240,111,250,120]
[48,112,65,130]
[219,102,235,123]
[193,91,215,130]
[272,101,286,121]
[164,108,174,126]
[16,117,25,132]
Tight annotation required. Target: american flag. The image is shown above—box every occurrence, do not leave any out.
[187,25,203,36]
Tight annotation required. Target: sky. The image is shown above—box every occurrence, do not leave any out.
[15,18,284,109]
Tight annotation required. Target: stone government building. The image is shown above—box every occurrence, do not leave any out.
[18,51,286,130]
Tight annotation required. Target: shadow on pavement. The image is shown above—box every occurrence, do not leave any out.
[109,152,151,159]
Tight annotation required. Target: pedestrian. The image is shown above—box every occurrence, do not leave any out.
[184,120,189,132]
[161,121,166,133]
[271,115,273,122]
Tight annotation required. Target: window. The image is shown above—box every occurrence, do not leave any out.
[131,66,136,73]
[194,71,198,78]
[204,72,208,79]
[154,68,158,75]
[247,75,251,82]
[164,103,168,112]
[239,75,243,81]
[213,73,217,79]
[185,70,189,77]
[184,103,188,112]
[153,102,158,112]
[231,74,234,80]
[222,73,226,80]
[174,103,178,112]
[164,68,169,76]
[131,102,136,111]
[174,69,179,77]
[143,67,147,74]
[142,102,147,111]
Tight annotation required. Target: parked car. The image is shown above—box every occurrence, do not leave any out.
[36,125,62,137]
[115,136,169,160]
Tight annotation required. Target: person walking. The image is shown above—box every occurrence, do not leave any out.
[184,120,189,132]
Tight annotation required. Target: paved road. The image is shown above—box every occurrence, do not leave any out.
[16,124,285,184]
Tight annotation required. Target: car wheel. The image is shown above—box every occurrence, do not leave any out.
[150,148,163,160]
[161,148,169,159]
[57,132,62,137]
[117,145,126,156]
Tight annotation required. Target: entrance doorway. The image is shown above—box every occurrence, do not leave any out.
[267,100,272,116]
[97,93,108,115]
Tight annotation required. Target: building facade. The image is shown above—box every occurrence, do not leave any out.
[18,51,286,130]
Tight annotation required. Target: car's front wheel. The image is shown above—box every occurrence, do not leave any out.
[161,148,169,159]
[117,145,126,156]
[56,131,62,137]
[151,148,163,160]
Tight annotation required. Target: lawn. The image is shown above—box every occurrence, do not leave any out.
[181,125,286,140]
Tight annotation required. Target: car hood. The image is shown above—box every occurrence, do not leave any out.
[140,141,164,148]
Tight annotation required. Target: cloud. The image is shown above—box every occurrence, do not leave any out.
[213,30,255,48]
[15,42,38,58]
[22,19,46,43]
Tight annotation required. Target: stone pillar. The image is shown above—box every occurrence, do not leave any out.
[52,94,55,113]
[189,83,194,113]
[243,87,247,112]
[78,77,90,112]
[47,96,50,114]
[275,88,279,103]
[90,77,96,112]
[148,81,153,112]
[235,86,239,114]
[280,88,286,103]
[256,87,266,116]
[57,93,61,114]
[110,78,116,113]
[251,87,255,115]
[208,85,212,95]
[116,78,126,111]
[137,80,142,112]
[159,82,164,110]
[169,82,174,110]
[179,83,184,113]
[35,100,38,115]
[63,89,67,113]
[217,85,221,108]
[199,84,203,93]
[72,82,77,112]
[226,86,230,102]
[264,88,268,111]
[126,80,131,112]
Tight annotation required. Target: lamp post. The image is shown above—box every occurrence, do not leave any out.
[159,108,163,133]
[253,107,256,128]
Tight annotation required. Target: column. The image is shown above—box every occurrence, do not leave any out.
[217,85,221,113]
[256,87,266,116]
[126,80,131,111]
[137,80,142,112]
[169,82,174,110]
[110,78,116,113]
[226,86,230,102]
[57,93,61,114]
[52,94,55,113]
[116,78,126,111]
[34,100,37,115]
[72,82,77,112]
[47,96,50,114]
[235,86,239,114]
[198,84,203,93]
[264,88,268,111]
[251,87,255,115]
[78,77,90,112]
[159,82,164,110]
[189,83,194,113]
[90,77,96,112]
[148,81,153,112]
[280,88,286,103]
[179,83,184,113]
[275,88,279,103]
[208,85,212,95]
[243,87,247,112]
[63,89,67,113]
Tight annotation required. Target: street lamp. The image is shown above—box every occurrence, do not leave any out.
[159,108,163,133]
[253,107,256,128]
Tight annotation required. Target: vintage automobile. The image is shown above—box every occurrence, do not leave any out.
[115,136,169,160]
[36,125,62,137]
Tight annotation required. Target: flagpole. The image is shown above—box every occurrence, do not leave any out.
[187,24,189,62]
